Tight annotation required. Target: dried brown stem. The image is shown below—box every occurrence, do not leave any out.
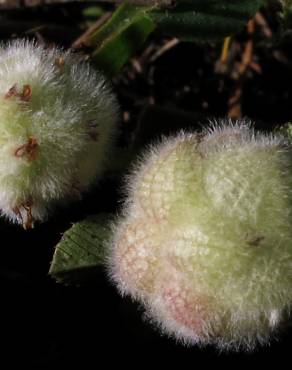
[71,11,112,49]
[228,18,256,119]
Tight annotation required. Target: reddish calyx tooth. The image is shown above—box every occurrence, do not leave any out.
[15,136,39,161]
[4,84,32,102]
[20,85,32,102]
[4,84,17,99]
[54,57,65,72]
[12,198,34,229]
[87,121,99,141]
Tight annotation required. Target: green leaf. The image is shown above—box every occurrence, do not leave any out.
[89,0,262,75]
[83,5,105,19]
[150,0,263,41]
[49,214,112,285]
[90,2,156,76]
[281,0,292,28]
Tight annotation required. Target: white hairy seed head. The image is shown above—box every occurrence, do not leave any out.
[0,40,118,228]
[108,120,292,351]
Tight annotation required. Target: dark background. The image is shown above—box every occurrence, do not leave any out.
[0,2,292,366]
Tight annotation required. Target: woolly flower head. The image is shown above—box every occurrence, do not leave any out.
[108,120,292,351]
[0,40,118,228]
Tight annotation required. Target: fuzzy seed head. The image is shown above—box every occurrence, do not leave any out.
[0,40,118,227]
[108,120,292,351]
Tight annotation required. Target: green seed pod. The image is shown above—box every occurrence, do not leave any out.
[108,120,292,351]
[0,40,118,228]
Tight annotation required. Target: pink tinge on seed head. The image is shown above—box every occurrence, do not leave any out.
[109,121,292,350]
[110,219,159,296]
[152,271,211,341]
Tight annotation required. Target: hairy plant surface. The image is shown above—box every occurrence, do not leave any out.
[0,40,118,228]
[108,121,292,351]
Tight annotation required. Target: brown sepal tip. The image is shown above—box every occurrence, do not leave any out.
[14,136,38,161]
